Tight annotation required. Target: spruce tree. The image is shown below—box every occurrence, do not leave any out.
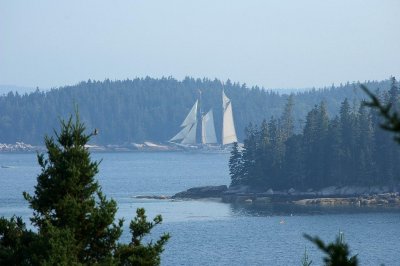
[1,112,169,265]
[23,113,126,264]
[229,142,243,186]
[304,232,358,266]
[280,94,295,140]
[240,124,257,186]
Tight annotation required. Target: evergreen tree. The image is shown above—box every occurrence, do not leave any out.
[326,116,343,185]
[240,124,258,186]
[354,105,374,185]
[1,112,169,265]
[257,120,273,188]
[302,103,329,188]
[338,99,355,185]
[268,117,285,186]
[363,83,400,185]
[229,142,243,186]
[0,77,393,145]
[280,94,295,140]
[282,134,304,189]
[304,232,358,266]
[229,81,400,191]
[301,247,313,266]
[23,115,123,263]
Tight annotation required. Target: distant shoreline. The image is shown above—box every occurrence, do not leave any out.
[166,185,400,208]
[0,142,182,153]
[0,142,235,153]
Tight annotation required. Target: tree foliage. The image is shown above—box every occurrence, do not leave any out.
[0,77,392,145]
[304,232,358,266]
[301,247,313,266]
[0,112,169,265]
[230,79,400,189]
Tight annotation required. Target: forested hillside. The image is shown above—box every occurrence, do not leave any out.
[229,78,400,189]
[0,77,392,145]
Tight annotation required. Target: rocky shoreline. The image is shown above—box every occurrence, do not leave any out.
[0,142,41,152]
[166,185,400,207]
[0,141,190,153]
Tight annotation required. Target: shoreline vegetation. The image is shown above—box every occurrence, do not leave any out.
[0,78,392,146]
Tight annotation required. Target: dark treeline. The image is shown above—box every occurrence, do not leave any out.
[0,77,391,145]
[229,78,400,189]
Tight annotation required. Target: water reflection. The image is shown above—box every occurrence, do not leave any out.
[229,202,400,217]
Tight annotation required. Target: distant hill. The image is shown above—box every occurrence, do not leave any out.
[0,77,392,145]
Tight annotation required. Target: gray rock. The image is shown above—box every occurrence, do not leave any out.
[134,195,170,200]
[172,185,228,199]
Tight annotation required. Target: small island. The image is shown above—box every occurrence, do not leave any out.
[172,84,400,209]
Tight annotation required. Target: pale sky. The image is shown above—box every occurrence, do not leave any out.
[1,0,399,90]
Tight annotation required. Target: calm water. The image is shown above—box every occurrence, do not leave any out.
[1,152,399,265]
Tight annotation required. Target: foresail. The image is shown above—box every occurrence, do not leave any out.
[181,122,197,144]
[169,124,191,142]
[170,99,198,144]
[181,100,198,127]
[222,92,238,145]
[202,109,217,144]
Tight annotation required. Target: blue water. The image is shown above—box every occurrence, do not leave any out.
[1,152,400,265]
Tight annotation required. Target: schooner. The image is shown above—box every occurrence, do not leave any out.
[169,90,237,147]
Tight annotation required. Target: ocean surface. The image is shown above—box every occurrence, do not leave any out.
[1,152,399,265]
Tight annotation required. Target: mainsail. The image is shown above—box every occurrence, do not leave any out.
[222,90,238,145]
[201,109,217,144]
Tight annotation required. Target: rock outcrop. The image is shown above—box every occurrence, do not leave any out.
[134,195,171,200]
[294,193,400,206]
[171,184,400,207]
[172,185,228,199]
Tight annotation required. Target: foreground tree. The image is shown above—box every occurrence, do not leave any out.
[304,232,358,266]
[0,112,169,265]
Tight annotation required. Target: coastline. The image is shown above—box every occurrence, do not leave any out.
[161,185,400,208]
[0,142,179,153]
[0,142,231,153]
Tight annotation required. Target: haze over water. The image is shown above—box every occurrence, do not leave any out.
[1,152,399,265]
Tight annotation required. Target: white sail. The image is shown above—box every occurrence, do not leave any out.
[181,100,198,127]
[170,92,237,146]
[222,90,230,111]
[181,122,197,144]
[169,124,192,142]
[222,91,238,145]
[202,109,217,144]
[170,100,198,144]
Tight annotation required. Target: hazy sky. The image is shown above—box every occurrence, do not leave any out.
[1,0,399,90]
